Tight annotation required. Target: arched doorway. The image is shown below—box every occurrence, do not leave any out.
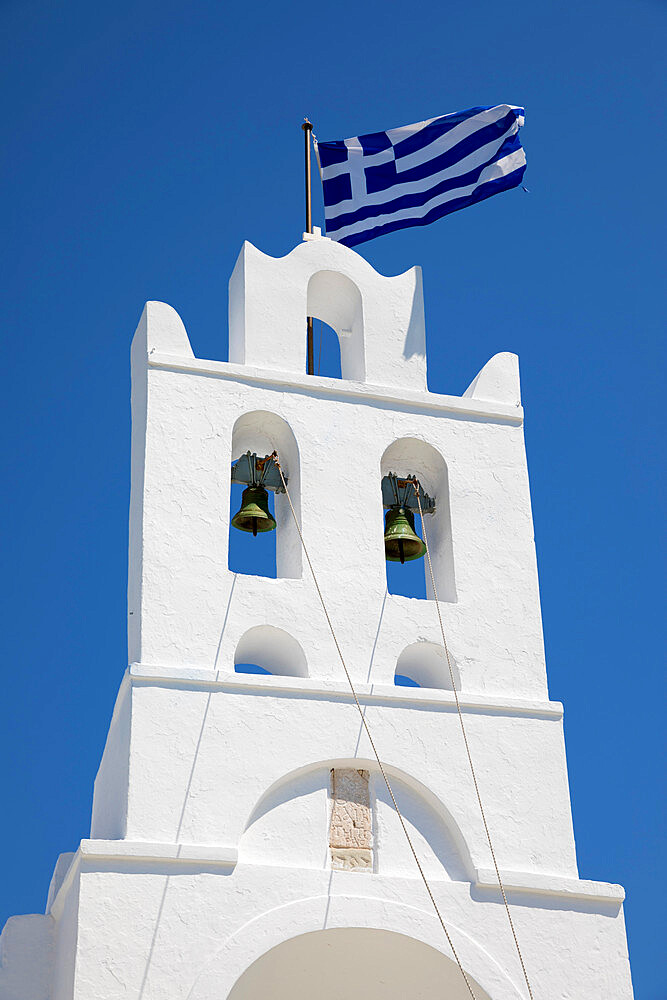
[227,927,491,1000]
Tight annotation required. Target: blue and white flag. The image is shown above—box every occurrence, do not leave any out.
[315,105,526,247]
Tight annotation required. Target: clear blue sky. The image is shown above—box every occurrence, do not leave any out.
[1,0,664,994]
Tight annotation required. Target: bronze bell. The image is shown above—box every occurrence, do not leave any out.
[231,485,277,537]
[384,506,426,564]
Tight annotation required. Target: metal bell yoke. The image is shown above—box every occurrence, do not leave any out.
[381,473,435,564]
[230,451,286,537]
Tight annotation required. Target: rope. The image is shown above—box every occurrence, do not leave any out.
[316,319,323,376]
[273,454,480,1000]
[414,487,535,1000]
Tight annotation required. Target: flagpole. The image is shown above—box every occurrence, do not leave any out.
[302,119,314,375]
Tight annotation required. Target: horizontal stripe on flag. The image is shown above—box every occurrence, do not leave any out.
[330,151,526,247]
[365,110,520,194]
[320,105,519,183]
[326,133,524,231]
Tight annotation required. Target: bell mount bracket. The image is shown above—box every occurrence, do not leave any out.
[381,473,435,514]
[230,451,286,494]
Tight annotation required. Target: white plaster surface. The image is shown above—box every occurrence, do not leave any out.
[114,683,576,877]
[90,679,130,839]
[45,855,75,915]
[0,914,53,1000]
[50,878,78,1000]
[1,237,634,998]
[51,867,633,1000]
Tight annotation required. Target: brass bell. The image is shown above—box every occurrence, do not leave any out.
[384,506,426,564]
[231,485,276,537]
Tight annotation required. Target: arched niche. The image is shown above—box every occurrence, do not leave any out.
[234,625,307,678]
[227,928,491,1000]
[381,437,456,602]
[395,641,460,691]
[230,410,301,579]
[240,758,472,881]
[307,270,365,381]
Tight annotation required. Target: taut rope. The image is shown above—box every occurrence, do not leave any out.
[274,454,480,1000]
[414,485,534,1000]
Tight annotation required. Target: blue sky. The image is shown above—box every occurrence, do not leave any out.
[1,0,664,994]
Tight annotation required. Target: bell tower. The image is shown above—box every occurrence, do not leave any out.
[0,235,634,999]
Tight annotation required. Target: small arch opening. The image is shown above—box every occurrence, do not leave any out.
[235,662,272,676]
[234,625,308,678]
[307,270,365,381]
[394,672,421,688]
[395,641,459,691]
[229,411,301,580]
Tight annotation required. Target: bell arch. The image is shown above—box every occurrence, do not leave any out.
[381,437,456,602]
[307,270,365,381]
[230,410,301,578]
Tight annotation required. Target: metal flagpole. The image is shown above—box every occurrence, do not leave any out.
[302,119,314,375]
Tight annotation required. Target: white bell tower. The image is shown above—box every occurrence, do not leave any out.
[1,236,634,999]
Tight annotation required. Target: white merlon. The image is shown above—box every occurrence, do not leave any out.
[1,238,634,999]
[132,299,194,359]
[463,351,521,407]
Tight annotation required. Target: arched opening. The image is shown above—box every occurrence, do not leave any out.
[234,625,307,678]
[381,438,456,602]
[307,270,365,381]
[395,641,459,691]
[229,411,301,579]
[227,928,490,999]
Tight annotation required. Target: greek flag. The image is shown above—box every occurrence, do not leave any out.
[315,106,526,247]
